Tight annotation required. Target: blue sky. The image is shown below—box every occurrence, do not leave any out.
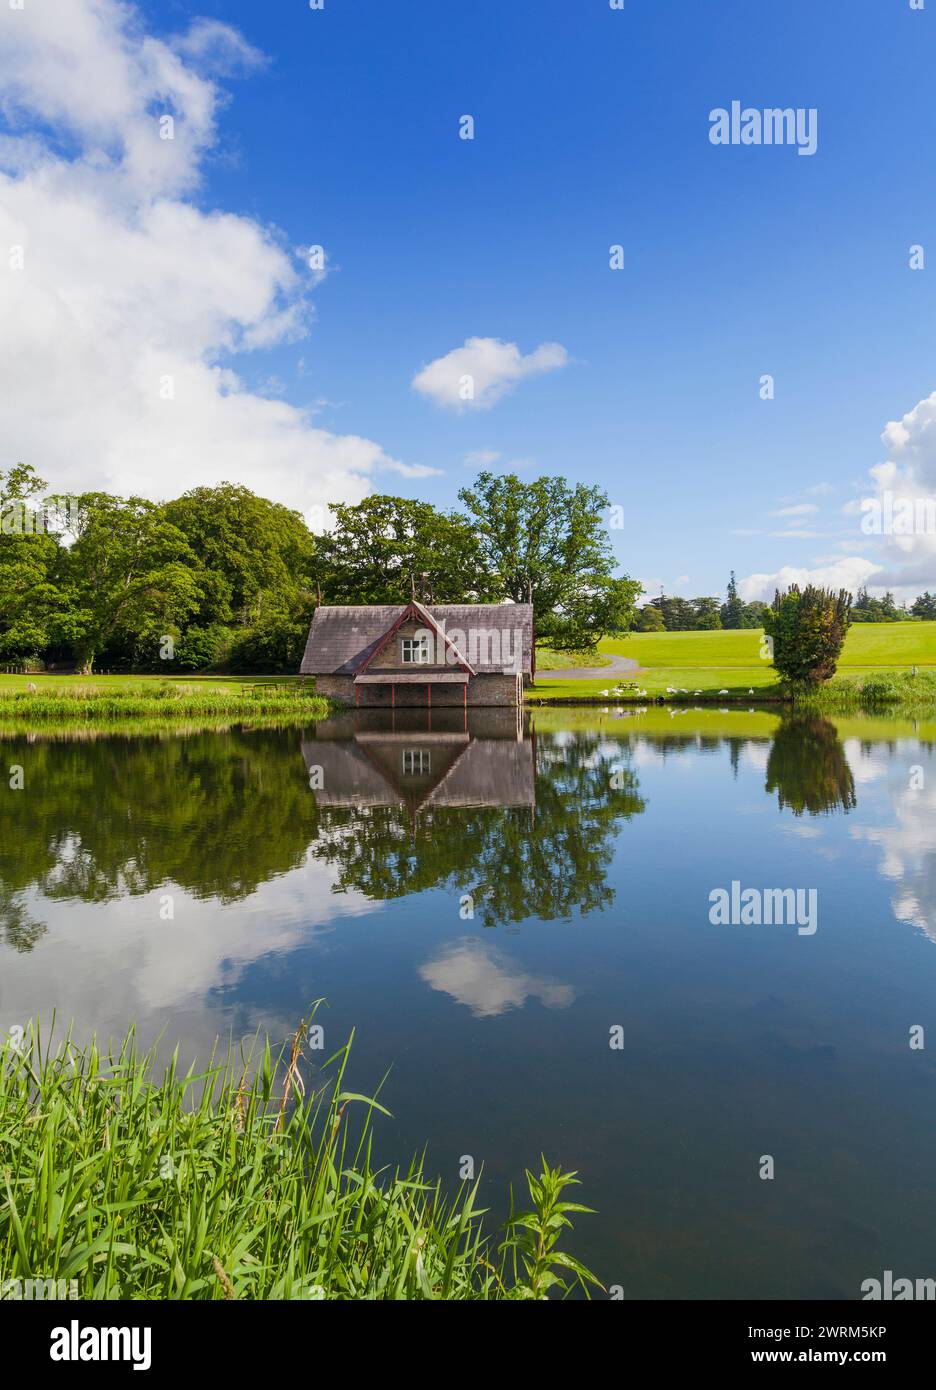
[3,0,936,602]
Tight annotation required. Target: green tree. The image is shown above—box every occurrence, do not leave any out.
[912,591,936,620]
[52,494,201,672]
[636,604,665,632]
[763,585,852,685]
[163,485,316,629]
[720,571,745,629]
[693,596,722,630]
[457,472,641,650]
[653,594,696,631]
[317,495,491,605]
[0,465,64,663]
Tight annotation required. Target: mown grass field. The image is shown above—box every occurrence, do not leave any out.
[532,622,936,703]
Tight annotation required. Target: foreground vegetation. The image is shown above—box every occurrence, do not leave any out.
[0,674,329,727]
[0,1017,600,1301]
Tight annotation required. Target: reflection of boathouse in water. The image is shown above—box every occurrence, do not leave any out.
[301,708,535,813]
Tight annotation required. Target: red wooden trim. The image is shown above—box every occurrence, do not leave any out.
[356,600,475,675]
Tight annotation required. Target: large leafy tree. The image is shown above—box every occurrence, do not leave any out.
[52,494,201,672]
[163,485,316,628]
[763,585,852,685]
[457,471,640,649]
[0,465,63,662]
[317,495,494,605]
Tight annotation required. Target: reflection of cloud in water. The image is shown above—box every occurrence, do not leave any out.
[0,861,373,1060]
[851,746,936,945]
[843,739,889,786]
[419,940,576,1018]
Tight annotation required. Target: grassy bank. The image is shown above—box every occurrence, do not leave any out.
[795,668,936,713]
[0,675,330,727]
[0,1017,599,1301]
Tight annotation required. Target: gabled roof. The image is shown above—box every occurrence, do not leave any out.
[300,732,535,809]
[300,603,533,675]
[357,600,475,675]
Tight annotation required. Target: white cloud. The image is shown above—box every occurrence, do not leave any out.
[0,0,404,515]
[770,503,819,518]
[848,390,936,593]
[412,337,568,411]
[737,557,882,603]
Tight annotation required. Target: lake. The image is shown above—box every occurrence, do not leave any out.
[2,705,936,1299]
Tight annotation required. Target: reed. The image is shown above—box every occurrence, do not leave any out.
[0,1014,601,1301]
[0,683,331,726]
[796,668,936,713]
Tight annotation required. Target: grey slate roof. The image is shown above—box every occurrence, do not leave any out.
[300,733,535,809]
[300,603,533,676]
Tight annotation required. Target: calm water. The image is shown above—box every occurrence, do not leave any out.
[3,706,936,1299]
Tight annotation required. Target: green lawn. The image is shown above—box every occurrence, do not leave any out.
[529,622,936,703]
[601,621,936,670]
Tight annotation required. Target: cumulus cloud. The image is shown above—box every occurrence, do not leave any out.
[412,337,568,411]
[0,0,404,517]
[737,557,882,603]
[849,390,936,593]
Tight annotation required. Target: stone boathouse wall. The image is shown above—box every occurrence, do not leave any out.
[314,674,522,708]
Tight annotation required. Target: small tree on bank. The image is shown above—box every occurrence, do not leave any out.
[764,585,852,685]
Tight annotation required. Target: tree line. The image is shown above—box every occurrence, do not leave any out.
[636,572,770,632]
[638,573,936,633]
[0,465,641,674]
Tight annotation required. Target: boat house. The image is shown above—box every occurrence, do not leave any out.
[299,600,534,707]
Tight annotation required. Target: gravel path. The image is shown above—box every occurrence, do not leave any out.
[541,652,641,681]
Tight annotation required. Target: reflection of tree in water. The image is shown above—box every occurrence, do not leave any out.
[0,727,644,950]
[0,731,321,946]
[310,732,645,927]
[765,716,857,816]
[0,882,46,952]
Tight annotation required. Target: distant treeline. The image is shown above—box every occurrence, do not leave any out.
[638,573,936,633]
[637,573,769,632]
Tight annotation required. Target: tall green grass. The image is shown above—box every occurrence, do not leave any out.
[0,682,331,726]
[796,668,936,713]
[0,1015,600,1301]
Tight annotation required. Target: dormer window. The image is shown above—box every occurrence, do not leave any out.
[402,750,431,775]
[401,632,431,664]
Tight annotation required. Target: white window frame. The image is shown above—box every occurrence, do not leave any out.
[402,749,431,775]
[401,632,432,665]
